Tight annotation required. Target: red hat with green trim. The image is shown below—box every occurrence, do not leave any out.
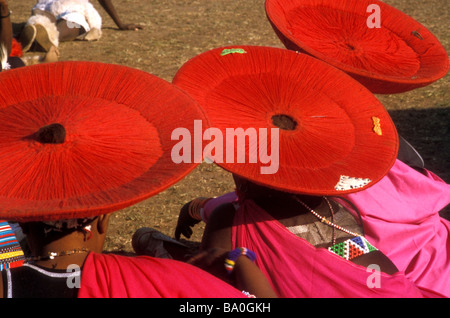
[173,45,399,195]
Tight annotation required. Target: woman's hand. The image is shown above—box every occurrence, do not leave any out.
[187,247,232,280]
[174,200,202,240]
[187,247,278,298]
[118,23,143,31]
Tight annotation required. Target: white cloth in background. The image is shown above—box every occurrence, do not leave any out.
[32,0,102,40]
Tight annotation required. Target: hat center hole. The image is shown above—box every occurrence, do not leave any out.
[345,43,356,51]
[271,114,297,131]
[36,123,66,144]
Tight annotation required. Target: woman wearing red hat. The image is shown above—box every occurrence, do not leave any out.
[171,45,449,297]
[0,61,276,298]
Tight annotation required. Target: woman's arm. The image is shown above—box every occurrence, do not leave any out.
[189,203,277,297]
[232,253,277,298]
[97,0,143,30]
[188,247,277,298]
[200,202,235,250]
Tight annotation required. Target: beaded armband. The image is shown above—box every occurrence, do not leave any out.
[328,236,377,261]
[224,247,257,275]
[188,197,212,221]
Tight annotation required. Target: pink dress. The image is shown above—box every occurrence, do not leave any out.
[230,198,430,297]
[78,252,246,298]
[337,160,450,297]
[202,160,450,297]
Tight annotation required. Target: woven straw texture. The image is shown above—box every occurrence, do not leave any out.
[265,0,449,93]
[0,61,208,222]
[173,46,398,196]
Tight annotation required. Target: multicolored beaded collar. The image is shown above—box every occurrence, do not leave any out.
[328,236,378,261]
[293,196,378,261]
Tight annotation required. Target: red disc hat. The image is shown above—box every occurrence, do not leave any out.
[173,45,398,196]
[265,0,449,94]
[0,61,208,222]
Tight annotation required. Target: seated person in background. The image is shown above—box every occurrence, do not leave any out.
[19,0,143,53]
[1,0,26,71]
[1,0,64,70]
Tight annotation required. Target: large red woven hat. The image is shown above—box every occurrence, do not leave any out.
[265,0,449,94]
[173,45,398,196]
[0,62,208,222]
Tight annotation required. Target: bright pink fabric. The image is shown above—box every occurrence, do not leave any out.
[78,252,246,298]
[338,160,450,297]
[231,198,427,298]
[202,192,238,223]
[202,160,450,297]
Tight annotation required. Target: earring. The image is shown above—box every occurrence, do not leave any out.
[83,225,92,241]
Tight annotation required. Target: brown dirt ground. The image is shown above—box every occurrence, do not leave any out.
[8,0,449,253]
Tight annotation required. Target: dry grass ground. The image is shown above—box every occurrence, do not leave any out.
[8,0,449,253]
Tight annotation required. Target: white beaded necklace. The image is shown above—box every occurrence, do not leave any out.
[293,196,360,242]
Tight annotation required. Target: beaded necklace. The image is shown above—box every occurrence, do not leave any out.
[293,196,360,241]
[25,247,90,263]
[293,196,378,261]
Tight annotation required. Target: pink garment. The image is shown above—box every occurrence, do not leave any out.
[202,192,238,223]
[231,198,428,298]
[78,252,246,298]
[202,160,450,297]
[338,160,450,297]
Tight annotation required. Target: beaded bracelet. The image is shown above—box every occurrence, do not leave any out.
[188,197,212,221]
[224,247,257,275]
